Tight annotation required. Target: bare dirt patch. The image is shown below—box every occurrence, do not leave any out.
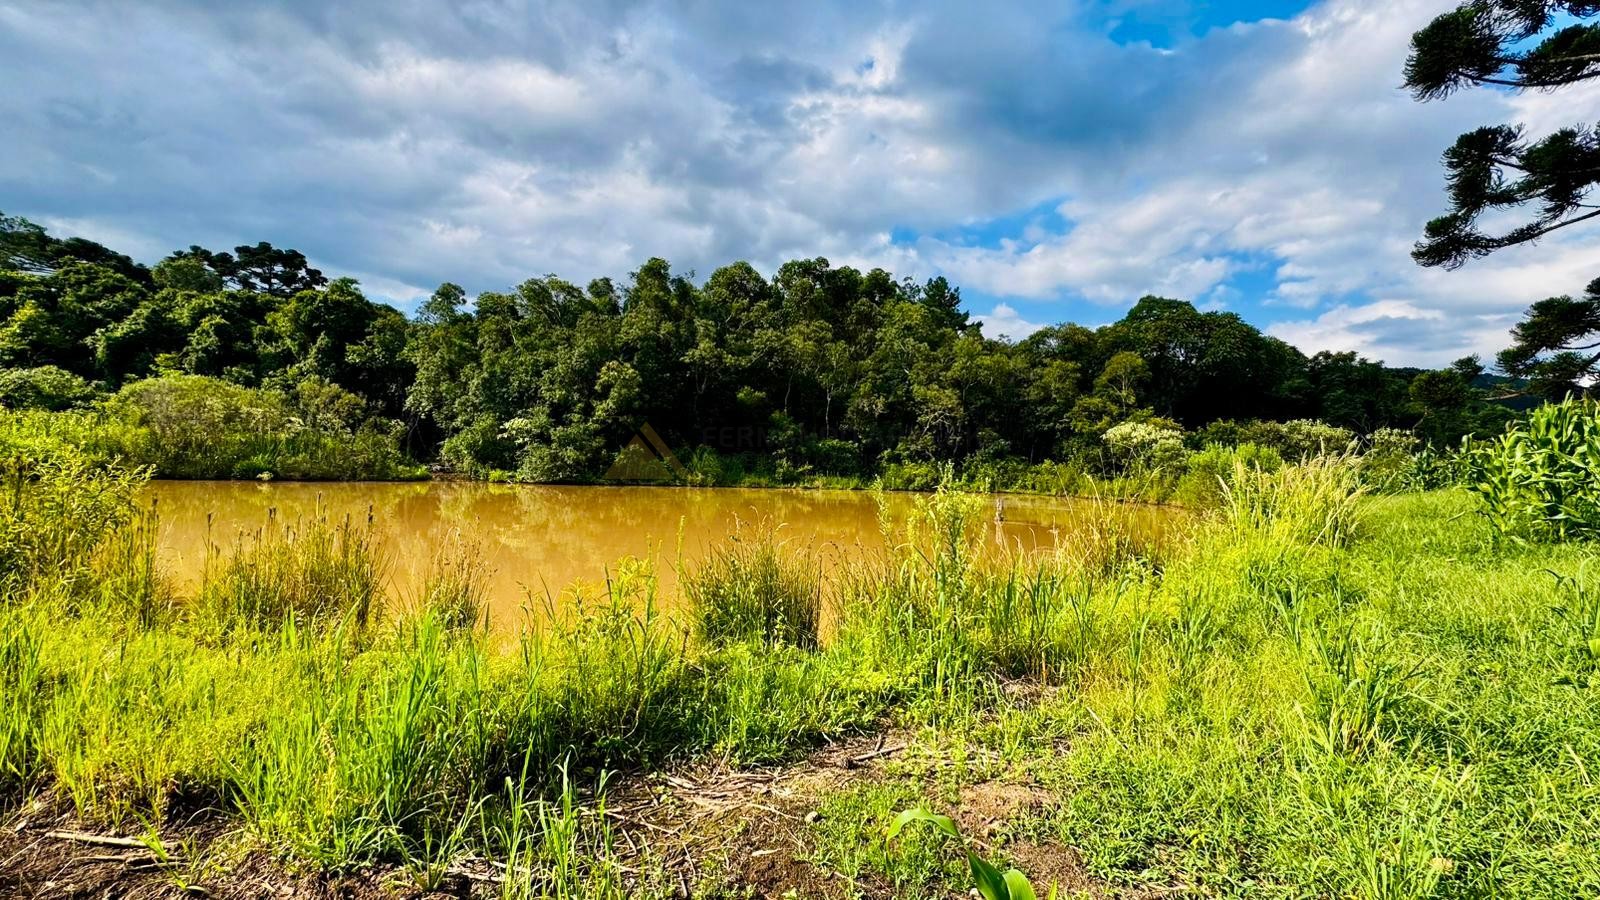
[1,726,1129,899]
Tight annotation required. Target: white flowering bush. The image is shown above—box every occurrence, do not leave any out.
[1104,421,1187,472]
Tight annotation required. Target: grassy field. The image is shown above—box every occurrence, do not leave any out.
[2,448,1598,898]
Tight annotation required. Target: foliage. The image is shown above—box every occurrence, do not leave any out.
[1497,277,1600,399]
[888,808,1050,900]
[1270,419,1357,461]
[0,365,96,411]
[686,534,821,649]
[1216,453,1365,548]
[1173,442,1283,508]
[1405,2,1600,268]
[1465,397,1600,541]
[192,510,385,636]
[1102,421,1186,473]
[1405,3,1600,406]
[0,447,145,594]
[106,374,421,480]
[381,258,1516,477]
[0,213,1525,485]
[8,451,1600,894]
[1360,427,1422,492]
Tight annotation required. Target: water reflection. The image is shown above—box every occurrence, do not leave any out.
[145,481,1174,627]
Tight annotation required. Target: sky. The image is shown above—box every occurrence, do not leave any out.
[3,0,1597,368]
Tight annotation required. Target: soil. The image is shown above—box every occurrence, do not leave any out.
[1,732,1138,899]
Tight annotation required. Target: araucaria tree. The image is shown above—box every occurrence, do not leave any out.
[1406,1,1600,268]
[1406,2,1600,396]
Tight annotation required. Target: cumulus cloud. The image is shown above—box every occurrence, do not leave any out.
[974,303,1046,342]
[1269,300,1520,368]
[1,0,1595,364]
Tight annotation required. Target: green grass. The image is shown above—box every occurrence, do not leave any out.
[686,530,822,649]
[3,445,1600,896]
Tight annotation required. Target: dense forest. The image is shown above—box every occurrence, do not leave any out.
[0,211,1516,484]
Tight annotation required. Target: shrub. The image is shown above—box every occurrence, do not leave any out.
[1280,420,1357,460]
[0,366,97,411]
[1464,398,1600,542]
[1005,459,1089,495]
[1409,442,1466,490]
[1103,421,1187,473]
[684,445,727,486]
[1234,419,1356,461]
[1359,427,1420,492]
[880,460,944,492]
[442,415,518,475]
[99,374,422,480]
[804,438,862,477]
[1191,418,1247,449]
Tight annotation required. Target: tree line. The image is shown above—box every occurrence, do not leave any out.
[0,212,1522,483]
[1,2,1595,485]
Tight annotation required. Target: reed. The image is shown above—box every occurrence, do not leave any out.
[685,531,821,649]
[413,529,492,633]
[193,506,385,635]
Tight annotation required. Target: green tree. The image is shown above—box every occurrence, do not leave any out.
[171,242,327,297]
[1405,2,1600,267]
[1496,277,1600,397]
[1,211,147,282]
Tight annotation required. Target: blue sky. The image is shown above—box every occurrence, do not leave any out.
[4,0,1598,366]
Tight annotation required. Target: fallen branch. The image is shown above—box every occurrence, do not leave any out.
[844,743,905,768]
[42,831,150,850]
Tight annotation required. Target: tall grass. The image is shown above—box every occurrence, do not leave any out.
[1217,452,1365,547]
[685,531,821,648]
[193,507,385,635]
[6,446,1600,895]
[0,450,145,593]
[413,529,493,633]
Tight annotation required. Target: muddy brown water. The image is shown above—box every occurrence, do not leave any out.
[144,480,1175,629]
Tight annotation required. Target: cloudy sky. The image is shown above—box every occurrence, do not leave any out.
[3,0,1596,366]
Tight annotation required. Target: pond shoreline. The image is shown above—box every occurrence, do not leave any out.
[149,471,1190,509]
[142,478,1181,630]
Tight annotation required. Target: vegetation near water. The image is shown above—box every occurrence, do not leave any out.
[4,398,1600,897]
[0,209,1524,492]
[4,7,1600,895]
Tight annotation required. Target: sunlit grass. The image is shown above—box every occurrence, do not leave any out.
[3,450,1599,896]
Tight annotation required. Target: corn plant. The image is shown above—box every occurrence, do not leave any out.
[1551,558,1600,666]
[1465,398,1600,542]
[888,808,1053,900]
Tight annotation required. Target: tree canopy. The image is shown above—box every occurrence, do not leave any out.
[0,211,1516,481]
[1406,2,1600,397]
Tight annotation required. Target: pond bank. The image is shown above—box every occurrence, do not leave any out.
[144,479,1180,629]
[6,459,1598,897]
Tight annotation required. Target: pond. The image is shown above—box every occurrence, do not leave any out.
[144,480,1176,628]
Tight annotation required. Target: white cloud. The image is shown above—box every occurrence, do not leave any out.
[1269,299,1518,367]
[975,303,1046,341]
[1,0,1595,366]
